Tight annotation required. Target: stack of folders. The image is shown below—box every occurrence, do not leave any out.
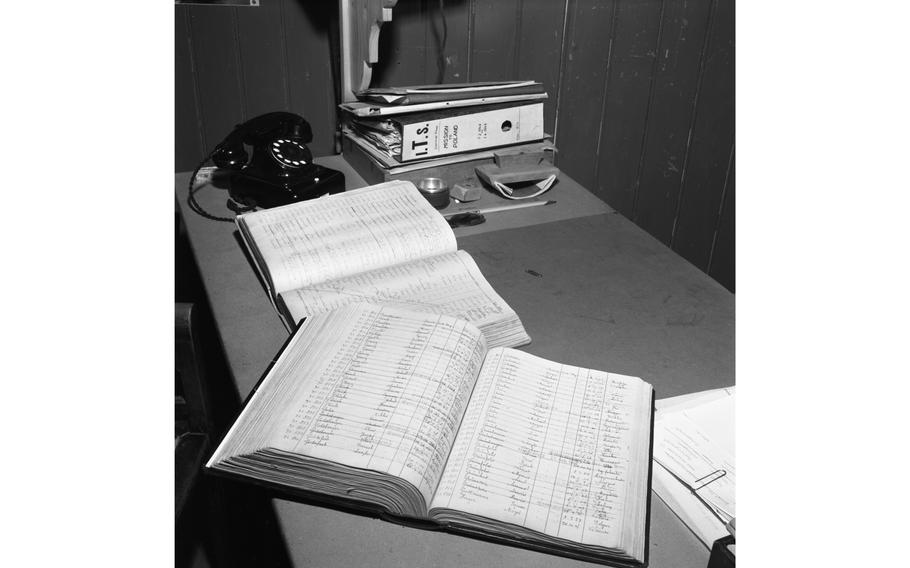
[340,81,555,184]
[652,387,736,548]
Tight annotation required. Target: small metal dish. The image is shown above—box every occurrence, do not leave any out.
[417,177,450,209]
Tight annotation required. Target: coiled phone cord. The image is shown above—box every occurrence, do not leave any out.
[186,152,255,222]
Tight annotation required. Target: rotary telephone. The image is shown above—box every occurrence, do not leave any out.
[190,112,344,219]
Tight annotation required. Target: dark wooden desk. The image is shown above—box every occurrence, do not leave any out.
[176,157,733,568]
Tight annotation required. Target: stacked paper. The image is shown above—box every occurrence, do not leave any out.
[652,387,735,548]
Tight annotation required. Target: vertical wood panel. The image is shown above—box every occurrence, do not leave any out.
[593,0,664,216]
[282,0,337,157]
[186,5,246,155]
[552,0,615,189]
[708,146,735,291]
[175,7,204,171]
[174,1,734,291]
[372,0,430,87]
[671,0,734,270]
[470,0,521,82]
[425,0,471,84]
[633,0,712,243]
[236,1,289,118]
[517,0,568,134]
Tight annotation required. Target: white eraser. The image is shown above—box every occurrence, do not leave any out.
[451,179,483,202]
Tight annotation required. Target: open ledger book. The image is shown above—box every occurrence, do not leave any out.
[207,305,655,566]
[236,180,530,349]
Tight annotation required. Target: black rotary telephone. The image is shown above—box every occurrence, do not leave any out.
[190,112,345,219]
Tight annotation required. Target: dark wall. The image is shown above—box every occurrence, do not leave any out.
[175,0,734,291]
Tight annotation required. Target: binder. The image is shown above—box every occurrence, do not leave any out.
[348,102,545,162]
[340,129,555,188]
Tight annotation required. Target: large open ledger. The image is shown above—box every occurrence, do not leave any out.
[236,180,530,349]
[207,305,654,566]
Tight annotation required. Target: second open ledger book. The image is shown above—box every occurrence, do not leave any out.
[236,179,530,349]
[207,304,655,567]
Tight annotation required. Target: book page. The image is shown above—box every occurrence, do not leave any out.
[218,305,488,510]
[238,180,457,295]
[431,348,651,549]
[278,250,530,348]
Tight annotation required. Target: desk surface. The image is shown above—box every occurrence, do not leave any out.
[176,157,734,568]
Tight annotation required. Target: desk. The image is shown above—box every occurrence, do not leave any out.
[176,156,734,568]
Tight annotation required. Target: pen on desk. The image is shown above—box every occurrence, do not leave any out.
[444,200,556,219]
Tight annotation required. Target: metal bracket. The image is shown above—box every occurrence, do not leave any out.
[339,0,399,102]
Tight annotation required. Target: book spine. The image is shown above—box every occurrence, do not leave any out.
[398,103,544,162]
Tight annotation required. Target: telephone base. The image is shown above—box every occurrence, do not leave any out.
[227,165,345,209]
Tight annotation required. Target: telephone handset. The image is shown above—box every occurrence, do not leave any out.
[210,112,344,209]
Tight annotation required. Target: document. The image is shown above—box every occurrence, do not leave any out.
[356,80,545,105]
[239,181,456,294]
[269,308,487,507]
[340,92,548,117]
[279,251,528,348]
[237,180,530,349]
[432,349,652,555]
[209,304,655,566]
[652,387,735,548]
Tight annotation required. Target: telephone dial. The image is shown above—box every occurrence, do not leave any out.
[190,112,344,219]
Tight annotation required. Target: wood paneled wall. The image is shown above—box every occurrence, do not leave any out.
[175,0,734,291]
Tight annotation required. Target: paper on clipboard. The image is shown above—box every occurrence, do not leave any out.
[340,92,549,117]
[356,80,544,105]
[652,387,735,548]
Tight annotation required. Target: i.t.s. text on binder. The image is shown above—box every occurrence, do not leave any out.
[347,102,545,162]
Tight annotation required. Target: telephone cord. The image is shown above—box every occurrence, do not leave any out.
[186,154,255,222]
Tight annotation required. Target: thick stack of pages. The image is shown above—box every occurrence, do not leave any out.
[236,179,530,349]
[208,304,655,567]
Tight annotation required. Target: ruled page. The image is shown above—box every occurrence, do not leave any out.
[278,250,530,348]
[238,180,457,295]
[243,305,488,508]
[432,348,651,548]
